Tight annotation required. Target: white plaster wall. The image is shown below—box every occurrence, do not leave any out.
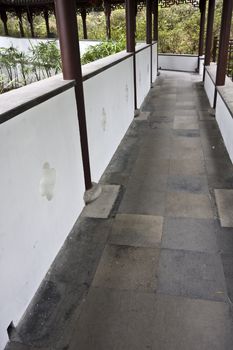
[152,43,158,83]
[204,69,215,108]
[0,88,85,348]
[84,57,134,182]
[136,47,151,108]
[216,93,233,163]
[0,36,100,56]
[158,54,198,72]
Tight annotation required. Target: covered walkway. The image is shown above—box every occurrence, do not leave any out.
[6,71,233,350]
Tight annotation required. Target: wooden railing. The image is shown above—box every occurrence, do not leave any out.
[212,36,233,80]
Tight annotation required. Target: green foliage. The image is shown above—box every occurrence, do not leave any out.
[81,38,126,64]
[29,41,61,79]
[0,1,226,54]
[0,41,61,93]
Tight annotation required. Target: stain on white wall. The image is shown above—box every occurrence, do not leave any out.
[136,46,151,108]
[84,57,135,182]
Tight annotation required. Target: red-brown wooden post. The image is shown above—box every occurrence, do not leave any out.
[198,0,206,58]
[126,0,137,110]
[204,0,215,68]
[81,8,88,40]
[153,0,158,42]
[16,9,25,37]
[54,0,92,190]
[146,0,153,84]
[104,1,111,40]
[216,0,233,86]
[212,36,218,62]
[146,0,152,45]
[27,8,35,38]
[44,8,50,38]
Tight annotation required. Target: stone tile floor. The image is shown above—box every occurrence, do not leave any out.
[5,71,233,350]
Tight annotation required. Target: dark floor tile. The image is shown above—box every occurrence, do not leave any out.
[93,244,159,292]
[152,294,233,350]
[215,220,233,253]
[173,129,200,138]
[225,277,233,303]
[162,217,218,253]
[134,157,170,175]
[198,110,215,121]
[167,175,209,194]
[169,159,205,176]
[68,288,156,350]
[205,157,233,177]
[221,253,233,279]
[158,249,227,302]
[208,174,233,190]
[119,188,166,216]
[109,214,163,248]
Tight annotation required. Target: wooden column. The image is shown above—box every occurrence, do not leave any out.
[0,9,9,36]
[204,0,215,67]
[146,0,152,44]
[54,0,92,190]
[81,8,88,39]
[198,0,206,57]
[126,0,137,110]
[126,0,135,52]
[153,0,158,42]
[216,0,233,86]
[104,1,111,40]
[27,8,35,38]
[16,9,25,37]
[44,9,50,38]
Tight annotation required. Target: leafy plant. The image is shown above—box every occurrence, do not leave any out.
[29,41,61,79]
[0,41,61,93]
[81,37,126,64]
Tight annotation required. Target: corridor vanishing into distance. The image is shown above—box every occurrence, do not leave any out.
[7,71,233,350]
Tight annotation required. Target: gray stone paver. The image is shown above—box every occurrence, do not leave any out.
[6,71,233,350]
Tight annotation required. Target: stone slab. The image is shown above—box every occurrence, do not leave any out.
[169,159,205,176]
[214,189,233,227]
[173,116,199,130]
[92,244,159,292]
[162,217,218,253]
[158,249,227,302]
[119,189,166,216]
[167,175,209,194]
[82,185,120,218]
[109,214,163,248]
[166,192,213,219]
[68,288,156,350]
[152,294,233,350]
